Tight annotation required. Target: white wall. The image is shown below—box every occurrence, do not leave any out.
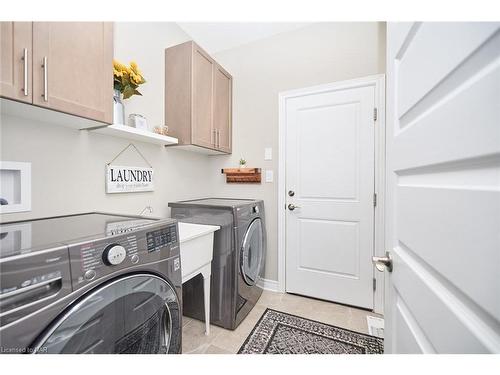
[0,22,211,222]
[210,22,386,281]
[114,22,188,128]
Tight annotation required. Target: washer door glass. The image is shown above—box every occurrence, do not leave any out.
[34,274,181,354]
[240,218,264,286]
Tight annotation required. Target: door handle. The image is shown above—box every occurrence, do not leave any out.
[41,56,48,101]
[287,203,300,211]
[212,129,217,146]
[22,48,28,96]
[217,129,220,148]
[372,252,393,272]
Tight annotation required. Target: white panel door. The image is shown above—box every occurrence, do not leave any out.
[384,22,500,353]
[284,79,376,309]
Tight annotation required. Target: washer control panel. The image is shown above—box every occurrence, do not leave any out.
[146,225,177,253]
[69,222,179,290]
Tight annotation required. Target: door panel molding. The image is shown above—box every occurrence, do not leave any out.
[393,243,500,353]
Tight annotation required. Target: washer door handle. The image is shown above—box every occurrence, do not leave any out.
[0,276,62,300]
[0,277,62,313]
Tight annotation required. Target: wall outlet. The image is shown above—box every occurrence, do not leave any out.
[265,169,274,183]
[264,147,272,161]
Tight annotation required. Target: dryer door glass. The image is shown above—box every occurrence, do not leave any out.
[33,274,181,354]
[240,218,264,286]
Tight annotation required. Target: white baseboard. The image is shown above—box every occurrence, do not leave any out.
[257,277,279,292]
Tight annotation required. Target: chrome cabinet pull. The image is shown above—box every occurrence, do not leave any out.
[21,48,28,96]
[42,56,48,101]
[217,129,220,148]
[212,129,217,146]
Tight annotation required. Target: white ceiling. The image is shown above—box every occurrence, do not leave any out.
[177,23,310,54]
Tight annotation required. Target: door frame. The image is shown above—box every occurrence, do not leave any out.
[277,74,386,314]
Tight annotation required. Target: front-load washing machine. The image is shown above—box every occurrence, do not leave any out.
[0,212,182,354]
[169,198,266,330]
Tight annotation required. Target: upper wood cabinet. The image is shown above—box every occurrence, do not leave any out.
[0,22,32,103]
[1,22,113,124]
[32,23,113,123]
[165,41,232,154]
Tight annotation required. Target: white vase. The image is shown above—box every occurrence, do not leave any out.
[113,89,125,125]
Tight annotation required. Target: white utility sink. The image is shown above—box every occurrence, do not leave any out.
[178,221,219,335]
[178,222,219,281]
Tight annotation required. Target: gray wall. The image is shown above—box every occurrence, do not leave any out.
[210,22,386,281]
[1,22,386,283]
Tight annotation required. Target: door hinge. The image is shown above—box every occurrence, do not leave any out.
[373,193,377,207]
[373,108,378,122]
[373,278,377,291]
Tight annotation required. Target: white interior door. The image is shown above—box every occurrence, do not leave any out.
[284,78,377,309]
[384,22,500,353]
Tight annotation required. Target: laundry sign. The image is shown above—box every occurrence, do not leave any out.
[106,165,154,193]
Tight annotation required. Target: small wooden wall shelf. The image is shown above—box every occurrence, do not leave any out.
[221,168,261,183]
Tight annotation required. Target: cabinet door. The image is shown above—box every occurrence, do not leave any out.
[213,64,232,153]
[32,22,113,124]
[191,44,215,149]
[0,22,32,103]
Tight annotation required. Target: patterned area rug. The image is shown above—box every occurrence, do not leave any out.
[238,308,384,354]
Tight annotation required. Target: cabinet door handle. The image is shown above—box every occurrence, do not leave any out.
[212,129,217,146]
[42,56,48,101]
[21,48,29,96]
[217,129,220,148]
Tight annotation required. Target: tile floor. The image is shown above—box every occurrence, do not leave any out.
[182,290,383,354]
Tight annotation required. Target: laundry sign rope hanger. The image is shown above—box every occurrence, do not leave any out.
[107,143,153,168]
[106,143,154,194]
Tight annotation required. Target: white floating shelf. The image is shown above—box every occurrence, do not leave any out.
[91,124,178,146]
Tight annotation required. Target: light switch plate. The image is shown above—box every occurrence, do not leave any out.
[265,169,274,183]
[264,147,272,161]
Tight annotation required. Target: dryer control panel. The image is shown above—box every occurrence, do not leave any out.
[69,222,179,291]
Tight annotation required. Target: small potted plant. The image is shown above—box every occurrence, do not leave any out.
[113,60,146,125]
[239,158,247,169]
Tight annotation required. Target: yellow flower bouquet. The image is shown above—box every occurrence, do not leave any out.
[113,60,146,99]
